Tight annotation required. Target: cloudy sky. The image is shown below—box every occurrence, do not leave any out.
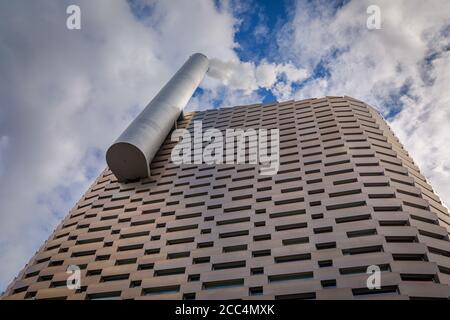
[0,0,449,291]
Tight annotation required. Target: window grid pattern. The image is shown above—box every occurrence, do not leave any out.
[3,96,450,300]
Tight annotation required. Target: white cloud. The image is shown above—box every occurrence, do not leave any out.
[0,0,241,291]
[391,50,450,204]
[255,61,278,89]
[277,0,450,207]
[186,86,262,112]
[277,63,309,83]
[207,59,259,93]
[207,58,308,94]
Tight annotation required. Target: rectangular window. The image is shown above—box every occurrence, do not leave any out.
[142,285,180,296]
[154,267,186,277]
[203,279,244,290]
[268,271,313,283]
[212,261,246,270]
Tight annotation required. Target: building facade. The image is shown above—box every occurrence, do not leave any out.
[3,96,450,300]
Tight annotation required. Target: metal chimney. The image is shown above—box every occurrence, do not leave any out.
[106,53,209,181]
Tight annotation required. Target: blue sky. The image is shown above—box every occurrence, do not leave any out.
[214,0,327,105]
[1,0,450,293]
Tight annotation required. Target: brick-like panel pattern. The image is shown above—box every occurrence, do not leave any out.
[3,96,450,300]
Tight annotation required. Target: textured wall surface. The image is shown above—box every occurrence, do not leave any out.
[3,96,450,300]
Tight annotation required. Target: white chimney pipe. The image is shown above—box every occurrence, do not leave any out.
[106,53,209,181]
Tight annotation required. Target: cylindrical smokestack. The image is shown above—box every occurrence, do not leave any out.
[106,53,209,181]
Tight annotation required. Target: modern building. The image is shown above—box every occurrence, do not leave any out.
[3,94,450,300]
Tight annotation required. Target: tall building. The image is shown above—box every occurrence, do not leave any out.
[3,95,450,300]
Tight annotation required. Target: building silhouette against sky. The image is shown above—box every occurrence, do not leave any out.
[3,95,450,300]
[3,54,450,300]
